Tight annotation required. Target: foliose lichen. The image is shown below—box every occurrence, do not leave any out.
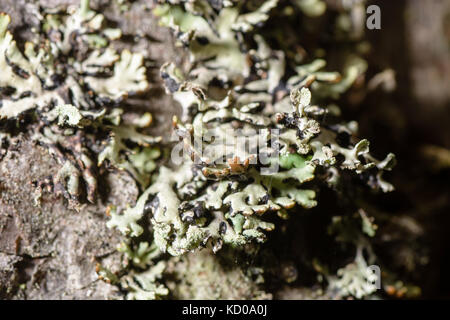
[0,0,160,208]
[1,0,408,300]
[105,0,397,299]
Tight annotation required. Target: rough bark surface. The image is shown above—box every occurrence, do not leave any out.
[0,0,183,299]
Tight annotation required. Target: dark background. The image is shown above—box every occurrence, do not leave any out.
[360,0,450,298]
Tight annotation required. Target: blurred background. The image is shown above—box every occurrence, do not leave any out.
[355,0,450,298]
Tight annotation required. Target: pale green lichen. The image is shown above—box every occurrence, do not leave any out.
[0,0,159,206]
[328,246,379,299]
[120,261,169,300]
[1,0,403,300]
[108,85,323,256]
[119,0,395,300]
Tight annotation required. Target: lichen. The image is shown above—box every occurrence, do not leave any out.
[1,0,411,301]
[0,0,159,208]
[104,0,398,300]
